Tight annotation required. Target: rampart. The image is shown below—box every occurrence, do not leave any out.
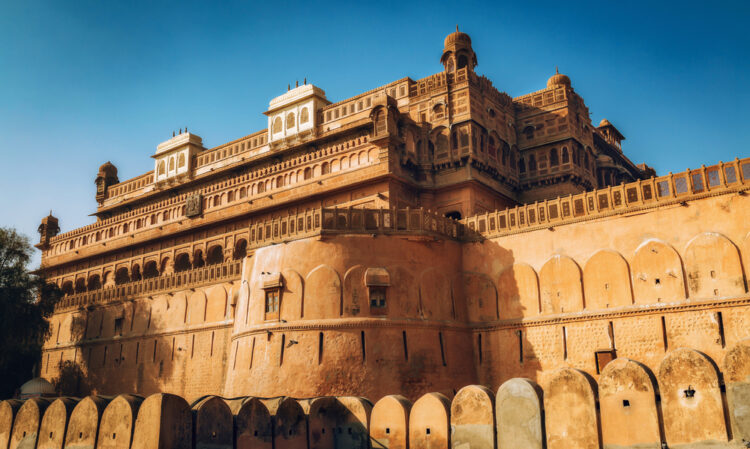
[6,341,750,448]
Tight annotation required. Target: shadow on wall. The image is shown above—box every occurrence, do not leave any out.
[52,295,177,397]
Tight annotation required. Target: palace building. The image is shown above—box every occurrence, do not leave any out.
[26,31,750,448]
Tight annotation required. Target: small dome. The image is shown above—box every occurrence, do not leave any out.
[98,161,118,177]
[599,118,612,127]
[444,30,472,48]
[547,69,571,88]
[19,377,56,398]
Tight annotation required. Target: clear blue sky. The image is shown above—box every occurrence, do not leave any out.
[1,1,748,267]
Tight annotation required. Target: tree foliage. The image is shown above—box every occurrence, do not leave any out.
[0,227,61,398]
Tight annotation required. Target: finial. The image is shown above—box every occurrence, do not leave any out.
[456,24,459,32]
[185,126,188,133]
[555,66,559,74]
[49,209,52,216]
[296,80,299,88]
[179,128,182,134]
[288,84,290,91]
[172,131,175,137]
[304,77,306,85]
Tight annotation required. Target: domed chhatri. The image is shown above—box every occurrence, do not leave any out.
[98,161,118,178]
[599,118,613,127]
[443,26,472,48]
[547,68,571,88]
[19,377,56,399]
[441,26,477,72]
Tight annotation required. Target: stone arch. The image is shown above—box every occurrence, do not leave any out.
[419,267,453,320]
[273,398,307,449]
[684,232,746,299]
[278,269,303,321]
[583,250,633,310]
[724,340,750,441]
[451,385,495,449]
[188,291,208,324]
[631,239,685,303]
[64,396,110,449]
[544,368,599,449]
[0,400,22,449]
[334,397,371,449]
[207,245,224,265]
[496,378,544,449]
[539,255,584,314]
[235,398,272,449]
[498,263,540,319]
[343,265,366,317]
[206,285,228,322]
[370,395,411,449]
[166,292,187,327]
[97,395,143,449]
[192,396,232,449]
[37,397,78,449]
[657,349,727,445]
[304,264,342,319]
[598,358,661,448]
[409,392,451,449]
[462,272,499,322]
[9,398,51,449]
[174,252,191,272]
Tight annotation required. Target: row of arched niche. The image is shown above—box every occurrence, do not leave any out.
[5,344,750,448]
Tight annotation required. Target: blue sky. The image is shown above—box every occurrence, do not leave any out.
[1,1,748,267]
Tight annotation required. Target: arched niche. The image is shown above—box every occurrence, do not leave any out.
[97,394,143,449]
[37,397,78,449]
[631,239,685,304]
[187,290,208,325]
[496,378,543,449]
[205,286,228,322]
[684,232,746,299]
[305,265,342,319]
[192,396,232,449]
[343,265,366,317]
[235,398,272,449]
[544,368,599,449]
[497,264,540,319]
[598,358,661,448]
[450,385,495,449]
[539,256,583,314]
[409,392,451,449]
[165,292,187,328]
[462,273,499,323]
[370,395,411,449]
[657,349,727,445]
[131,393,191,449]
[583,250,633,310]
[280,270,304,321]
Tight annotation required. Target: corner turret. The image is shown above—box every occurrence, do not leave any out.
[95,161,119,204]
[35,212,59,250]
[441,26,477,72]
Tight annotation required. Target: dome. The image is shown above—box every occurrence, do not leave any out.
[444,29,472,48]
[98,161,118,178]
[547,69,571,88]
[19,377,56,398]
[599,118,612,127]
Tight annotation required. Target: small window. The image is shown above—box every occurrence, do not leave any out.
[300,107,309,124]
[265,289,280,320]
[369,287,387,314]
[114,318,124,336]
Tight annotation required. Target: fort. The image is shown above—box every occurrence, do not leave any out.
[5,29,750,448]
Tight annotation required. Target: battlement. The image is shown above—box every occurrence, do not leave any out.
[463,157,750,237]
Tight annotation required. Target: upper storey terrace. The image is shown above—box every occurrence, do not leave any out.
[37,30,651,268]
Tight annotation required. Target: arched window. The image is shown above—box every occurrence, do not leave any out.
[304,167,312,180]
[174,253,191,272]
[159,257,170,275]
[233,239,247,260]
[502,144,509,165]
[488,137,497,158]
[451,131,458,149]
[286,112,295,129]
[276,176,284,188]
[519,157,526,173]
[444,211,462,220]
[239,187,247,199]
[158,160,166,176]
[115,267,130,285]
[562,147,570,164]
[88,274,101,290]
[300,107,309,124]
[257,182,265,194]
[207,246,223,265]
[529,154,537,171]
[75,278,86,294]
[193,250,205,269]
[273,116,282,133]
[457,54,469,69]
[227,191,235,202]
[143,261,159,279]
[321,162,330,175]
[169,157,175,172]
[131,264,141,281]
[61,281,74,296]
[550,148,559,166]
[178,153,186,168]
[162,210,169,221]
[523,126,534,140]
[446,57,454,72]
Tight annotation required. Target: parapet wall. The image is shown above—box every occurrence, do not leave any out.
[6,342,750,448]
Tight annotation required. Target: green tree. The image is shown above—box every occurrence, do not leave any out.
[0,227,61,398]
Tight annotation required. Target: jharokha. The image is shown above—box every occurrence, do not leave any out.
[29,29,750,437]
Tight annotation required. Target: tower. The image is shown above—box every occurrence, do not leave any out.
[36,212,59,250]
[440,26,477,72]
[95,161,119,204]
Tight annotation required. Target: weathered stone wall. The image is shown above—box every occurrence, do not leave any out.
[8,344,750,448]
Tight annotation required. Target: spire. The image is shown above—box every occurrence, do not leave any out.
[556,66,559,74]
[456,24,459,32]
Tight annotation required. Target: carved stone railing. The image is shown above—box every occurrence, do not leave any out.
[55,260,242,311]
[248,207,465,250]
[463,158,750,237]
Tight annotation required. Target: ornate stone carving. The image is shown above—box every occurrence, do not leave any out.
[185,193,203,217]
